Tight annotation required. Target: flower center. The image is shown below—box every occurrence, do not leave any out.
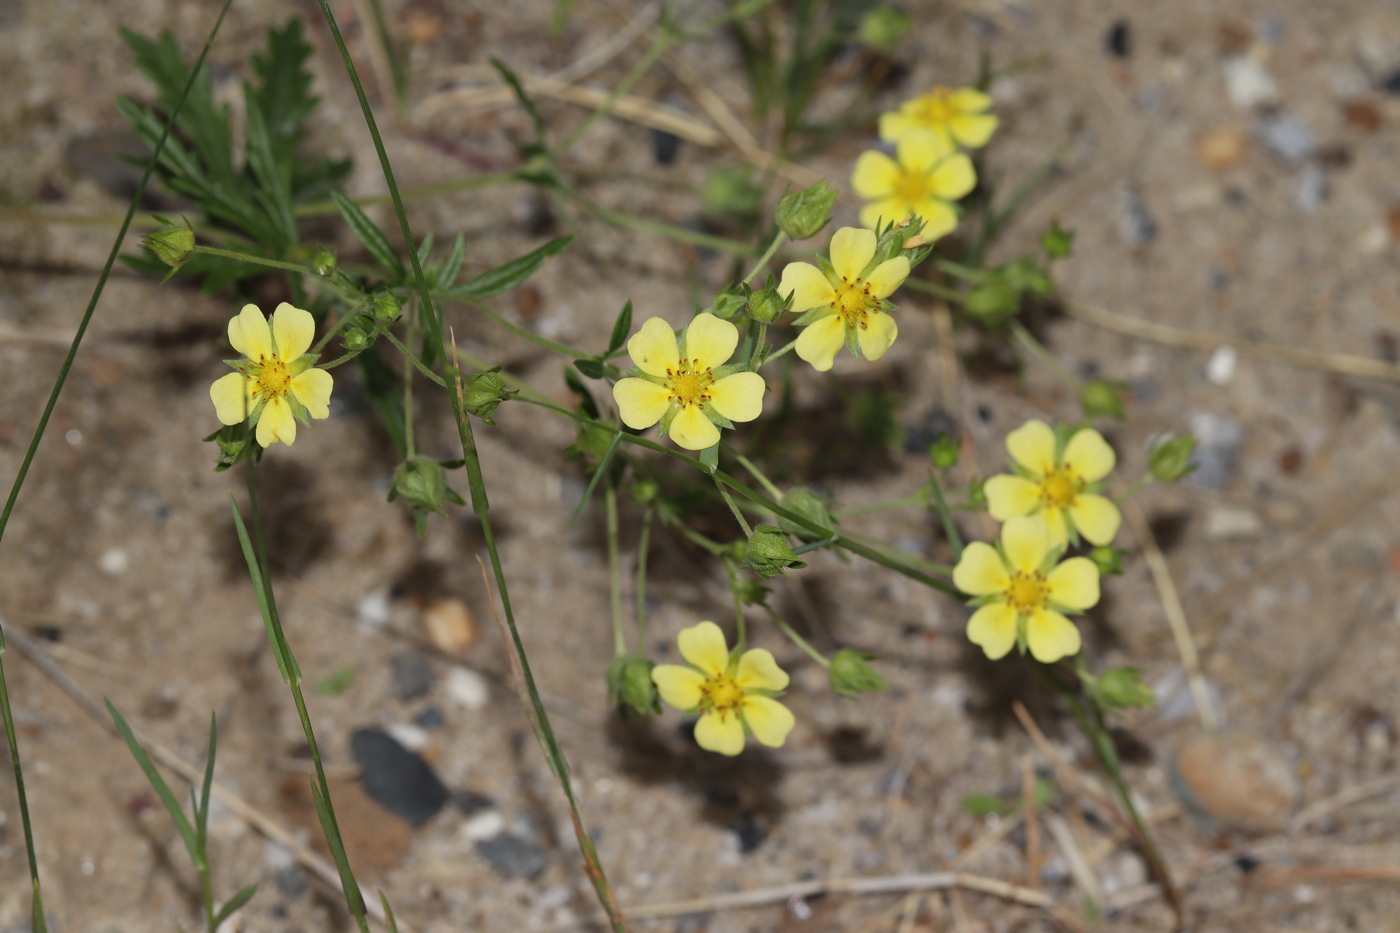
[252,358,292,401]
[702,675,746,713]
[665,359,715,410]
[1040,469,1081,508]
[1006,572,1047,613]
[834,281,872,327]
[913,86,957,124]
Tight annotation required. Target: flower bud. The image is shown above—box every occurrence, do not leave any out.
[460,367,518,427]
[1088,545,1126,576]
[743,525,807,579]
[341,326,369,351]
[390,455,449,517]
[776,180,837,240]
[929,432,961,469]
[856,6,912,52]
[142,220,195,270]
[828,649,887,697]
[606,656,660,716]
[1080,379,1126,420]
[964,281,1020,326]
[1042,219,1075,259]
[372,294,403,323]
[779,488,836,541]
[1090,667,1156,710]
[312,245,337,276]
[711,285,748,322]
[1148,433,1198,482]
[746,279,789,324]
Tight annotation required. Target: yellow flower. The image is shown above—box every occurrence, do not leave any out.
[953,516,1100,663]
[651,621,795,756]
[984,420,1121,549]
[778,227,909,372]
[612,313,766,451]
[851,128,976,239]
[210,303,333,448]
[879,85,998,150]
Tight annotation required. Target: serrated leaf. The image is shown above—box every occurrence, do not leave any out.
[244,96,297,250]
[212,884,258,930]
[446,235,572,300]
[332,190,405,280]
[608,300,633,353]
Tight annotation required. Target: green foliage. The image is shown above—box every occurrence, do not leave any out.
[961,777,1055,817]
[316,667,357,696]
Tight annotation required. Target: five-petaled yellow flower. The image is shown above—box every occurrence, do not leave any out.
[210,303,333,448]
[779,226,910,372]
[651,621,795,756]
[852,128,976,240]
[612,313,766,451]
[879,85,998,151]
[984,420,1121,550]
[953,516,1100,663]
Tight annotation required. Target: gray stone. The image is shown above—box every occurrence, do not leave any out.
[1117,188,1157,246]
[391,650,434,701]
[1256,113,1317,164]
[475,831,548,880]
[1187,412,1243,490]
[350,728,450,826]
[1295,164,1328,214]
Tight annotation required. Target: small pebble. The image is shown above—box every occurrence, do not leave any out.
[274,865,308,899]
[461,810,507,842]
[1105,20,1131,58]
[99,548,128,576]
[651,128,682,165]
[386,722,431,753]
[1117,188,1157,246]
[1187,412,1243,490]
[350,727,451,826]
[356,589,392,629]
[1295,164,1328,214]
[414,706,446,729]
[455,788,497,815]
[476,830,548,880]
[391,650,435,701]
[1206,345,1237,385]
[1256,113,1317,164]
[420,597,478,654]
[1382,68,1400,94]
[1223,56,1279,110]
[1203,506,1264,540]
[1194,127,1249,171]
[1343,99,1383,132]
[1172,731,1299,833]
[445,667,490,710]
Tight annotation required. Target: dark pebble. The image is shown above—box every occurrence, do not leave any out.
[1381,68,1400,94]
[1105,20,1131,58]
[414,705,446,729]
[391,651,435,702]
[651,128,682,165]
[734,812,768,854]
[1235,854,1261,873]
[274,865,307,899]
[475,831,548,880]
[903,408,959,452]
[454,788,497,815]
[1117,188,1157,246]
[350,728,450,826]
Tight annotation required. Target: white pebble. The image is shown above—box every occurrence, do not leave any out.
[461,810,506,842]
[446,668,490,710]
[356,589,392,629]
[1206,345,1237,385]
[387,723,431,752]
[1223,56,1279,110]
[98,548,128,576]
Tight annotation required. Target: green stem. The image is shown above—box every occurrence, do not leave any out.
[190,245,318,276]
[465,300,591,359]
[733,452,782,501]
[1009,319,1082,393]
[747,321,768,372]
[554,183,758,257]
[713,475,753,538]
[634,505,654,656]
[553,29,676,155]
[765,336,800,363]
[834,491,928,518]
[381,330,448,387]
[606,481,625,658]
[721,557,748,651]
[765,608,829,667]
[1112,473,1156,505]
[927,471,964,560]
[743,230,788,287]
[932,257,982,282]
[402,324,417,460]
[902,277,966,303]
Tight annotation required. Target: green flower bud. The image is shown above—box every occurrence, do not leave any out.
[856,6,912,52]
[628,478,659,505]
[203,423,257,472]
[1090,667,1156,710]
[929,433,961,469]
[964,281,1020,326]
[1089,545,1126,576]
[1042,220,1075,259]
[746,279,790,324]
[1080,379,1126,420]
[999,257,1054,298]
[776,179,837,240]
[606,656,660,716]
[372,294,403,323]
[142,220,195,270]
[828,649,887,697]
[460,367,518,427]
[743,525,807,579]
[737,578,771,606]
[341,326,369,351]
[779,488,836,541]
[311,245,337,276]
[1148,433,1198,482]
[390,455,449,516]
[711,285,748,322]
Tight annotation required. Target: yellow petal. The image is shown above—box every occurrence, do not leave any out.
[952,541,1010,596]
[1045,557,1100,611]
[950,87,992,112]
[912,199,959,242]
[1063,428,1116,482]
[929,154,977,201]
[651,664,706,710]
[1025,608,1081,663]
[864,257,910,299]
[950,113,998,148]
[1069,494,1121,546]
[290,368,333,420]
[1001,515,1049,574]
[694,709,746,756]
[271,302,315,361]
[210,372,253,425]
[985,474,1040,521]
[1005,419,1057,476]
[741,696,795,748]
[613,378,671,430]
[228,304,272,360]
[668,405,720,450]
[778,262,835,314]
[896,128,955,174]
[708,371,765,423]
[967,603,1018,660]
[852,150,900,199]
[683,312,738,370]
[676,621,730,676]
[256,396,297,447]
[877,110,919,143]
[735,648,789,692]
[856,311,898,361]
[830,227,876,281]
[627,317,679,378]
[1043,505,1070,552]
[795,314,847,372]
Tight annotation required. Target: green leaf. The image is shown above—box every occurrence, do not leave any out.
[608,300,633,353]
[197,713,217,848]
[229,495,300,684]
[563,364,599,420]
[490,57,547,145]
[446,235,573,300]
[331,190,405,280]
[568,430,621,528]
[213,884,259,930]
[244,97,297,250]
[380,893,401,933]
[105,700,202,868]
[573,358,605,379]
[310,779,367,918]
[440,234,466,288]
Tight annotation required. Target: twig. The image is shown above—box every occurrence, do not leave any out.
[1290,774,1400,834]
[1011,701,1119,818]
[1044,812,1104,906]
[1063,299,1400,385]
[1022,754,1043,889]
[1123,500,1218,731]
[0,618,400,931]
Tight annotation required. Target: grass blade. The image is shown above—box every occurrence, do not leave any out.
[212,884,258,930]
[105,699,201,867]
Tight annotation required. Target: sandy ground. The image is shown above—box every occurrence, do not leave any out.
[3,0,1400,931]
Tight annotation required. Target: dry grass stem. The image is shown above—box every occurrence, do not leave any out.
[1022,753,1043,888]
[1044,812,1105,905]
